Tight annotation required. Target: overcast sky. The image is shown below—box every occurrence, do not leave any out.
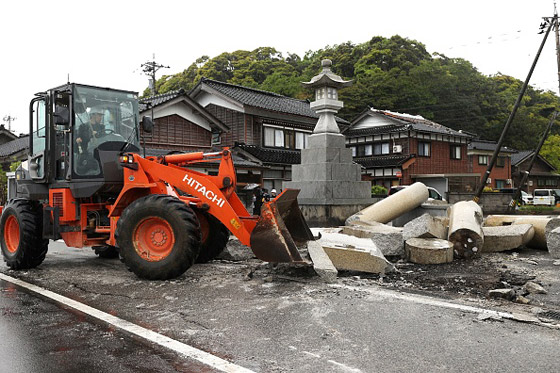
[1,0,558,135]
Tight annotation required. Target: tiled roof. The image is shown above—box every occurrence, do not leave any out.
[0,136,29,157]
[345,124,409,137]
[468,140,516,153]
[511,150,533,166]
[236,143,301,165]
[354,154,412,168]
[347,109,470,138]
[198,78,350,126]
[139,90,183,112]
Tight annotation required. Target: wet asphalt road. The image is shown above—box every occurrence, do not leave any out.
[1,241,560,372]
[0,280,214,373]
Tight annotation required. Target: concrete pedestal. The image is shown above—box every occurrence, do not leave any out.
[284,133,374,226]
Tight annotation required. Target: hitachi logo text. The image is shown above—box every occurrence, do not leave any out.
[182,174,225,208]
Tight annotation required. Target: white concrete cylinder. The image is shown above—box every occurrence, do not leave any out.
[346,182,429,225]
[448,200,484,259]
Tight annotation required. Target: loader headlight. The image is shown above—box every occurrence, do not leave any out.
[119,154,139,170]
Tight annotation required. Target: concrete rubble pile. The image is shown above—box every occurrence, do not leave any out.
[310,182,560,280]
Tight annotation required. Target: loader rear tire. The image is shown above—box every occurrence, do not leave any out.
[115,195,201,280]
[196,213,230,263]
[0,199,49,270]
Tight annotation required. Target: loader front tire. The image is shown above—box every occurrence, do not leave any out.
[196,213,230,263]
[115,195,201,280]
[0,199,49,270]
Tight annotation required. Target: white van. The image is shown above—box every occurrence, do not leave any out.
[533,189,556,206]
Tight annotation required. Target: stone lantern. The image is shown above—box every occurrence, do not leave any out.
[302,59,353,134]
[283,59,373,226]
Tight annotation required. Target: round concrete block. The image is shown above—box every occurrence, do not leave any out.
[405,238,454,265]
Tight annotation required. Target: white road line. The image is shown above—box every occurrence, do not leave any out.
[330,283,517,319]
[0,273,255,373]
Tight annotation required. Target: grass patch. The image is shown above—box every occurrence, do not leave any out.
[518,205,555,214]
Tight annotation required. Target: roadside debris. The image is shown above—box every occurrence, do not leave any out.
[481,224,535,253]
[346,182,428,225]
[405,238,453,264]
[488,288,516,300]
[315,228,394,274]
[342,224,404,257]
[524,281,548,295]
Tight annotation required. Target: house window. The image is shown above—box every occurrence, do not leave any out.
[374,142,390,155]
[263,126,286,147]
[450,145,461,160]
[351,146,357,157]
[546,179,557,187]
[264,127,275,147]
[478,155,488,165]
[295,132,309,149]
[496,180,506,189]
[211,132,221,145]
[538,178,545,187]
[284,130,295,149]
[365,144,373,156]
[496,156,506,168]
[418,142,430,157]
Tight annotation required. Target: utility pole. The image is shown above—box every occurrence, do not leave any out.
[473,17,555,202]
[141,54,169,96]
[2,115,16,131]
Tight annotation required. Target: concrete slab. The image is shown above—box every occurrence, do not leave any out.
[342,224,404,257]
[481,224,535,253]
[545,226,560,258]
[316,229,394,274]
[402,213,448,241]
[405,238,454,264]
[307,240,338,282]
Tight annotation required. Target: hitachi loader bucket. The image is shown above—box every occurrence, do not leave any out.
[250,189,315,263]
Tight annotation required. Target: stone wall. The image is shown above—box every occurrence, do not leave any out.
[448,192,513,214]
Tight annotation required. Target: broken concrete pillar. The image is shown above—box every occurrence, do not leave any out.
[342,224,404,257]
[545,226,560,258]
[316,230,394,273]
[481,224,535,253]
[447,201,484,259]
[405,238,454,264]
[402,213,448,241]
[346,182,429,225]
[484,215,560,249]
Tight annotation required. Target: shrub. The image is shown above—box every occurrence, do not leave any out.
[371,185,387,196]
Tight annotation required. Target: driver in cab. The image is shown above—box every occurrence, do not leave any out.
[76,106,105,152]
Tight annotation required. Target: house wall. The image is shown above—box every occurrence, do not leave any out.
[143,114,212,151]
[403,139,469,184]
[514,158,560,193]
[205,104,247,147]
[469,154,512,189]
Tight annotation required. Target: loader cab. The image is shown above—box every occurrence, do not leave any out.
[26,83,142,199]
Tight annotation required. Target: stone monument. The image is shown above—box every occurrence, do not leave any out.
[284,59,373,226]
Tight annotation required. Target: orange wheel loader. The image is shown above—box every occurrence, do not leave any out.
[0,83,314,280]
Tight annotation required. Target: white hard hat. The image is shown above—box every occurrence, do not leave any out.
[90,106,104,115]
[271,189,277,193]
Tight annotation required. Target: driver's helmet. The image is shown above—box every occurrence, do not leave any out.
[89,106,104,116]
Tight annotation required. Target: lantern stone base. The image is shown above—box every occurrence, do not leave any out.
[284,133,374,227]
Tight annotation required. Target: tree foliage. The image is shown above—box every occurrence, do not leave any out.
[149,35,559,152]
